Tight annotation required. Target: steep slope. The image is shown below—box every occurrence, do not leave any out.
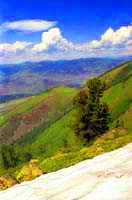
[1,61,131,154]
[30,110,77,158]
[0,61,132,191]
[101,61,132,87]
[12,60,132,166]
[0,143,132,200]
[0,61,131,145]
[101,61,132,130]
[0,87,77,144]
[22,61,132,161]
[29,61,132,156]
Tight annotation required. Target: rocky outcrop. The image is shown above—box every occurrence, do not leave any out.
[16,160,43,182]
[0,175,17,190]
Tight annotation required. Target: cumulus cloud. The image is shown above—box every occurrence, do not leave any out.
[101,26,132,45]
[0,20,57,32]
[78,25,132,51]
[32,27,73,52]
[1,24,132,64]
[0,41,32,55]
[32,24,132,54]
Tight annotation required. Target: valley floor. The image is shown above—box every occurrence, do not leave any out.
[0,143,132,200]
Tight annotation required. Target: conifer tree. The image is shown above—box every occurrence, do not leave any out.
[73,78,110,143]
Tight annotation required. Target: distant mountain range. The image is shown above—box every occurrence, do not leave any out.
[0,57,131,102]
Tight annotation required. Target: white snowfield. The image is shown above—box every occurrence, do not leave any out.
[0,143,132,200]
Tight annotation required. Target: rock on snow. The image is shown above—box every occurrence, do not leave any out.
[0,143,132,200]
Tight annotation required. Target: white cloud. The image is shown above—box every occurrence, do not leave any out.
[79,25,132,51]
[101,26,132,45]
[32,27,73,52]
[0,20,57,32]
[1,24,132,64]
[0,41,31,55]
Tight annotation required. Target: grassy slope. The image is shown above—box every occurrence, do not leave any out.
[39,128,132,173]
[0,86,78,175]
[31,61,132,173]
[16,61,132,158]
[29,61,132,159]
[1,61,132,146]
[30,110,79,158]
[0,87,77,127]
[102,61,132,131]
[103,76,132,120]
[1,61,132,182]
[100,61,132,86]
[0,86,77,144]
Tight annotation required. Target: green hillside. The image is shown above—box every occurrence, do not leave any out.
[27,60,132,159]
[102,61,132,130]
[0,86,77,144]
[0,87,77,126]
[30,110,79,158]
[17,61,132,160]
[101,61,132,87]
[0,61,132,188]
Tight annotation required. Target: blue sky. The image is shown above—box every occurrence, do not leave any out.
[0,0,132,63]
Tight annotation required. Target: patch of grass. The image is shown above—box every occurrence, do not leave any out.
[0,128,132,178]
[40,129,132,173]
[102,76,132,120]
[101,61,132,87]
[39,128,132,174]
[119,103,132,132]
[30,110,80,158]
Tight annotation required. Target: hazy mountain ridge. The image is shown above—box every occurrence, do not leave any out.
[0,58,126,99]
